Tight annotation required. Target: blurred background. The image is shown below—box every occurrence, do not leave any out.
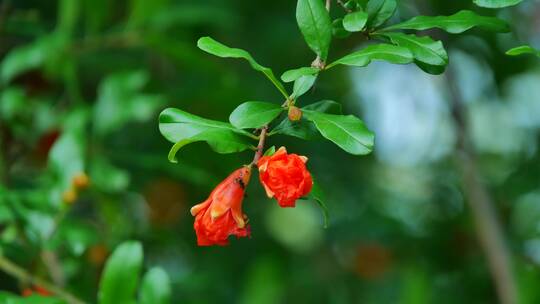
[1,0,540,303]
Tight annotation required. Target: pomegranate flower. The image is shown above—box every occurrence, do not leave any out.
[190,166,251,246]
[257,146,313,207]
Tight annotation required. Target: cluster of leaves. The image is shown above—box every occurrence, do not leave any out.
[159,0,509,222]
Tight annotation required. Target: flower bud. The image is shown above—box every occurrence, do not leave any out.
[73,172,90,189]
[62,188,77,204]
[288,106,302,122]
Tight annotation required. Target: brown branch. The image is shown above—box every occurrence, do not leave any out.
[0,255,85,304]
[446,69,517,304]
[251,126,268,165]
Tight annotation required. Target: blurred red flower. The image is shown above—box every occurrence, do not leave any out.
[190,167,251,246]
[257,146,313,207]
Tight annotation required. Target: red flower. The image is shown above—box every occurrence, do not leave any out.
[22,286,52,297]
[257,146,313,207]
[190,167,251,246]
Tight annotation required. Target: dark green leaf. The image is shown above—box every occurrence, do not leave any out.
[332,18,351,39]
[308,179,329,228]
[296,0,333,60]
[343,11,368,32]
[367,0,397,28]
[271,100,342,140]
[281,67,319,82]
[140,267,171,304]
[56,0,80,35]
[229,101,283,129]
[303,110,374,155]
[98,241,143,304]
[197,37,288,98]
[506,45,540,57]
[292,75,317,99]
[473,0,523,8]
[381,10,510,33]
[327,44,413,69]
[379,32,448,74]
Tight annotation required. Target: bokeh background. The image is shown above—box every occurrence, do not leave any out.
[1,0,540,303]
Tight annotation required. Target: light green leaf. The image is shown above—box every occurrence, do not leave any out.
[381,10,510,33]
[292,75,317,99]
[506,45,540,57]
[167,129,251,163]
[473,0,523,8]
[197,36,288,98]
[296,0,333,60]
[0,34,66,84]
[94,71,164,136]
[98,241,143,304]
[303,110,374,155]
[159,108,254,160]
[327,43,413,69]
[367,0,397,28]
[139,267,171,304]
[264,146,276,156]
[281,67,319,82]
[159,108,254,143]
[229,101,283,129]
[380,32,448,74]
[343,11,368,32]
[271,100,342,140]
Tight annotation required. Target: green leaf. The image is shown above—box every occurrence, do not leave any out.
[271,100,342,140]
[281,67,319,82]
[506,45,540,57]
[367,0,397,28]
[332,18,351,39]
[308,179,329,228]
[379,32,448,74]
[159,108,254,143]
[343,11,368,32]
[296,0,333,60]
[381,10,510,33]
[159,108,254,160]
[0,34,66,84]
[327,43,413,69]
[197,36,288,98]
[264,146,276,156]
[98,241,143,304]
[229,101,284,129]
[473,0,523,8]
[94,71,164,136]
[303,110,374,155]
[167,129,251,163]
[292,75,317,99]
[140,267,171,304]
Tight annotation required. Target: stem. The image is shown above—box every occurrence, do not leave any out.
[336,0,352,12]
[446,69,517,304]
[325,0,331,11]
[251,126,268,165]
[0,255,86,304]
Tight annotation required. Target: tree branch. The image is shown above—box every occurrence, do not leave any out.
[0,255,86,304]
[446,69,517,304]
[251,126,268,165]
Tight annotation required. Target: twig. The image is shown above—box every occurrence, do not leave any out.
[446,69,517,304]
[0,255,86,304]
[251,126,268,165]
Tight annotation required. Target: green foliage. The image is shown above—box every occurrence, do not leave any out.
[379,33,448,74]
[281,67,319,82]
[506,45,540,57]
[381,10,510,33]
[139,267,172,304]
[303,110,375,155]
[98,241,143,304]
[292,75,317,99]
[296,0,333,60]
[473,0,524,8]
[367,0,397,28]
[197,37,288,98]
[343,11,368,32]
[229,102,284,129]
[327,44,413,69]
